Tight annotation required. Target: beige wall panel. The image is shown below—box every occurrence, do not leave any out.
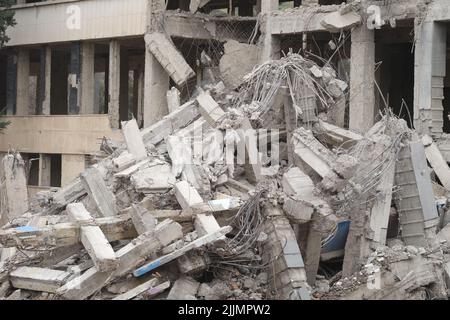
[6,0,147,46]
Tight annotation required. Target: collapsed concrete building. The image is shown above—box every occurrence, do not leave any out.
[1,0,450,300]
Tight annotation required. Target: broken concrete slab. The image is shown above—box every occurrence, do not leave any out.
[167,277,199,300]
[0,153,29,226]
[129,204,157,235]
[219,40,260,89]
[80,167,118,217]
[321,11,361,32]
[130,161,176,193]
[174,181,204,210]
[0,214,136,249]
[133,226,231,277]
[10,266,72,293]
[66,203,119,272]
[422,134,450,190]
[196,90,226,127]
[112,278,158,300]
[57,219,183,300]
[121,119,147,161]
[144,32,195,86]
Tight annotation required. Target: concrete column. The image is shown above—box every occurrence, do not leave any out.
[5,53,17,115]
[260,0,278,14]
[414,21,447,136]
[143,47,169,127]
[37,46,51,115]
[108,40,120,129]
[259,16,280,63]
[137,68,145,128]
[80,42,95,114]
[38,154,51,187]
[61,154,85,187]
[349,26,375,134]
[119,48,129,122]
[68,42,81,114]
[16,48,30,115]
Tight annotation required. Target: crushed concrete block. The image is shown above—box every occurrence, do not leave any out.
[219,40,260,89]
[174,180,204,210]
[196,91,226,127]
[167,86,181,113]
[0,153,29,226]
[167,277,199,300]
[145,33,195,86]
[321,11,361,32]
[121,119,147,161]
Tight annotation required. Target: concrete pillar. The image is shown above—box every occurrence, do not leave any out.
[5,53,17,115]
[143,47,169,127]
[259,16,280,63]
[119,48,129,122]
[137,68,145,128]
[349,26,375,134]
[61,154,85,187]
[16,48,30,115]
[68,42,81,114]
[108,40,120,129]
[80,42,95,114]
[260,0,278,14]
[414,21,447,136]
[37,46,51,115]
[0,153,29,227]
[38,154,51,187]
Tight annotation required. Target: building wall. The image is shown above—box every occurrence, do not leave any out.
[6,0,147,46]
[0,114,123,154]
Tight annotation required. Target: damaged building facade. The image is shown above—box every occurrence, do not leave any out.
[1,0,450,300]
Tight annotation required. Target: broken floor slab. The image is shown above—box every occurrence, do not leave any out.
[144,32,195,87]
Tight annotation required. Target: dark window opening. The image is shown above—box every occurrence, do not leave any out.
[375,24,415,128]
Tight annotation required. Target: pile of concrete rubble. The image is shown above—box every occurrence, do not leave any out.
[1,53,450,300]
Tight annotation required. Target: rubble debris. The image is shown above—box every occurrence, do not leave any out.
[219,40,261,89]
[121,119,147,161]
[80,167,118,217]
[67,203,119,272]
[3,48,450,302]
[167,277,199,300]
[10,267,72,294]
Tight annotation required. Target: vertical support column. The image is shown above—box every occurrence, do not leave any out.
[37,46,51,115]
[68,42,81,115]
[259,0,280,63]
[16,48,30,115]
[143,46,169,127]
[349,26,375,134]
[119,48,129,122]
[61,154,85,187]
[108,40,120,129]
[414,21,447,136]
[137,68,145,128]
[259,18,280,63]
[5,52,17,115]
[260,0,278,13]
[80,42,95,114]
[38,154,52,187]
